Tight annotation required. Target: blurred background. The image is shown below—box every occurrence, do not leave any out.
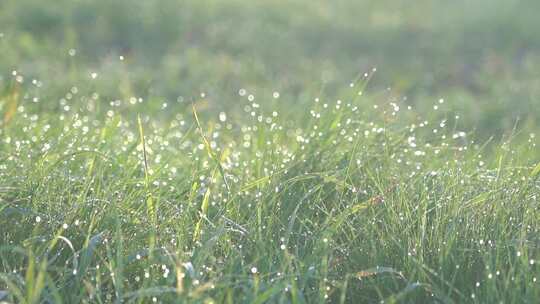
[1,0,539,136]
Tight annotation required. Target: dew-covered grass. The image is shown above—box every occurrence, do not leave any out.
[2,1,540,303]
[0,68,539,303]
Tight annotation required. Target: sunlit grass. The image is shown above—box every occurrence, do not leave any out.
[1,2,540,301]
[0,69,539,303]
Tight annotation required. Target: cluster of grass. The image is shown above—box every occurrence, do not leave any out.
[2,0,540,136]
[1,0,540,303]
[0,69,539,303]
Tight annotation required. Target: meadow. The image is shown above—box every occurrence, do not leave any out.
[1,0,539,303]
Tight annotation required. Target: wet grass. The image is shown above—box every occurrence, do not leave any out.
[0,74,539,303]
[1,1,540,303]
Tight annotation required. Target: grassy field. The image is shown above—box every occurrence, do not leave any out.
[1,1,540,303]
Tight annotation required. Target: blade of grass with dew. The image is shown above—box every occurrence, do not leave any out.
[137,114,156,254]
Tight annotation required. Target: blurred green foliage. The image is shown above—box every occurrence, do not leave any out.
[1,0,539,135]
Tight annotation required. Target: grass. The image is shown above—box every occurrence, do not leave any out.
[1,0,540,303]
[0,74,539,303]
